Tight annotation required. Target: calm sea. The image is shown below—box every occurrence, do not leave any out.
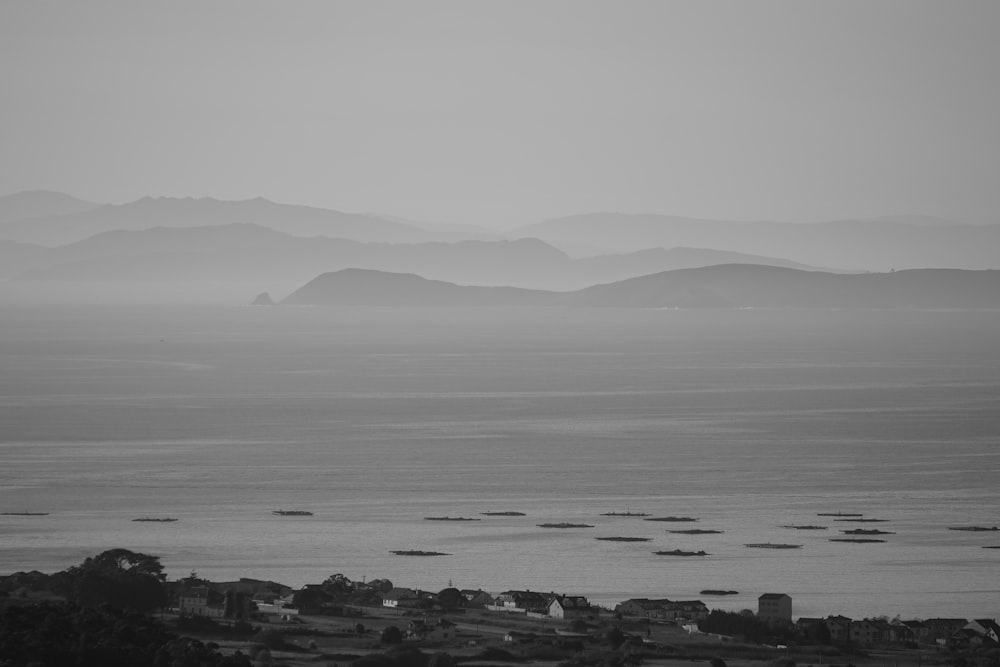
[1,305,998,620]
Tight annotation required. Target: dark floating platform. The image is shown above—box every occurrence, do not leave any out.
[273,510,313,516]
[481,511,526,516]
[782,525,828,530]
[538,522,594,528]
[602,511,650,517]
[654,549,708,557]
[1,512,49,516]
[835,518,889,523]
[830,538,886,543]
[667,529,723,534]
[701,589,739,596]
[424,516,481,521]
[132,517,178,522]
[983,546,1000,549]
[841,529,894,535]
[595,536,652,542]
[391,550,450,556]
[948,526,999,532]
[817,512,863,517]
[644,516,698,522]
[745,543,802,549]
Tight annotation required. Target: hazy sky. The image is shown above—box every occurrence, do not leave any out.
[2,1,998,227]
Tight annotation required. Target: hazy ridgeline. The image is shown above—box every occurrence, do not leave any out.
[1,305,998,619]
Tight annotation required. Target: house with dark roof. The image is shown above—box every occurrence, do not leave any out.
[383,587,424,609]
[758,593,792,624]
[961,619,1000,646]
[615,598,706,620]
[548,595,592,619]
[824,615,853,643]
[497,590,550,614]
[178,587,225,618]
[923,618,968,643]
[616,598,674,618]
[671,600,709,621]
[461,589,496,608]
[850,619,892,647]
[894,620,929,644]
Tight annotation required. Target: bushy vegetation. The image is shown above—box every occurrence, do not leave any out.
[0,602,248,667]
[698,609,796,643]
[54,548,168,613]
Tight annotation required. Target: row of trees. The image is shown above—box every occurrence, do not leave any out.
[0,602,249,667]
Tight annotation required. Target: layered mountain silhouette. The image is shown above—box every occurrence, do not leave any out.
[283,266,1000,309]
[0,195,437,246]
[515,213,1000,271]
[0,190,101,224]
[2,192,996,273]
[2,222,825,290]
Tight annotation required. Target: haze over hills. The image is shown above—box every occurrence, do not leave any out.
[2,192,997,305]
[515,213,1000,271]
[2,192,996,273]
[282,265,1000,309]
[2,222,827,291]
[0,195,441,246]
[0,190,102,224]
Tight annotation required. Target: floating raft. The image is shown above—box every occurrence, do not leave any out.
[602,511,650,517]
[273,510,313,516]
[654,549,708,557]
[745,543,802,549]
[391,550,450,556]
[644,516,698,522]
[481,511,526,516]
[667,529,723,534]
[701,589,739,595]
[538,522,594,528]
[782,525,828,530]
[132,517,178,522]
[1,512,49,516]
[830,538,886,543]
[817,512,863,517]
[948,526,999,532]
[595,536,652,542]
[835,518,889,523]
[842,529,893,535]
[425,516,481,521]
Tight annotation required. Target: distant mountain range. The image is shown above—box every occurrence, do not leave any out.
[0,221,826,291]
[2,191,997,273]
[282,266,1000,309]
[0,194,438,246]
[1,191,997,303]
[0,190,101,224]
[515,213,1000,271]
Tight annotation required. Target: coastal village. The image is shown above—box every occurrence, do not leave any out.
[145,567,998,666]
[1,546,998,667]
[179,574,997,647]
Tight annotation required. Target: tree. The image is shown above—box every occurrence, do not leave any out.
[437,587,464,611]
[370,578,394,593]
[62,548,167,613]
[323,573,354,594]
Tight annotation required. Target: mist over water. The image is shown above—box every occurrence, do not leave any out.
[1,305,998,619]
